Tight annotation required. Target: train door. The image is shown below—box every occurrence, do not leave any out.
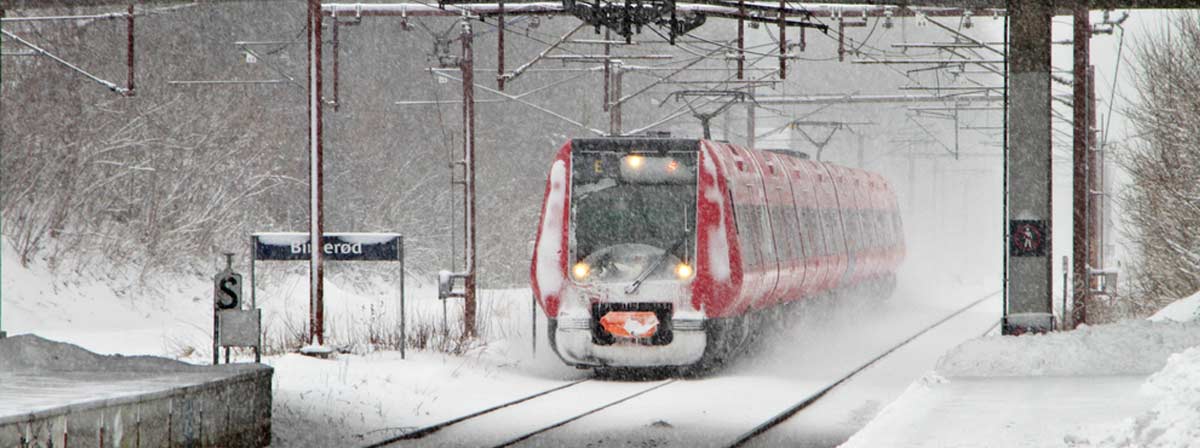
[821,164,852,291]
[848,170,873,283]
[804,161,838,293]
[765,152,803,305]
[849,170,870,283]
[742,149,781,310]
[858,173,879,281]
[789,161,821,299]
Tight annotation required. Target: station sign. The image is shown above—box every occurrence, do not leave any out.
[254,232,402,261]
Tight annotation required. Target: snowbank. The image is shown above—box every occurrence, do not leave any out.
[1063,293,1200,447]
[1067,347,1200,447]
[935,319,1200,377]
[839,372,948,448]
[0,334,197,373]
[1148,290,1200,322]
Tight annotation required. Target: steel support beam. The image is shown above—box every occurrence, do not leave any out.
[1004,0,1054,334]
[755,93,1001,105]
[8,0,1200,12]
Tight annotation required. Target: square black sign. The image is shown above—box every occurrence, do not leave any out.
[1010,220,1048,257]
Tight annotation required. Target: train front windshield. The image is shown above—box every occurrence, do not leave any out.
[570,151,698,284]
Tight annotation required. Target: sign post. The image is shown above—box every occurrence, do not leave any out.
[213,252,261,364]
[252,232,405,358]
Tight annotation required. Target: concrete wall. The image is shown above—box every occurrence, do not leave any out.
[0,366,272,448]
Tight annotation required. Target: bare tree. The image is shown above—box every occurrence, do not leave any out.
[1119,13,1200,313]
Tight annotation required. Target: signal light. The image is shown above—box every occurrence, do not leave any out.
[675,263,693,279]
[573,262,590,280]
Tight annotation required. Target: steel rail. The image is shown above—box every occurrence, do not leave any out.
[726,289,1002,447]
[491,379,678,448]
[361,378,593,447]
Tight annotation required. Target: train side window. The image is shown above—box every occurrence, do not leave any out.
[734,201,759,267]
[872,210,883,249]
[757,204,776,267]
[823,209,840,256]
[838,210,849,255]
[891,211,901,246]
[783,206,798,261]
[860,210,869,251]
[768,207,784,262]
[868,210,878,250]
[814,208,827,256]
[800,207,819,257]
[893,213,904,244]
[795,207,811,260]
[786,206,802,262]
[776,206,799,262]
[874,210,883,249]
[895,212,902,245]
[864,210,873,251]
[883,210,892,247]
[844,210,857,253]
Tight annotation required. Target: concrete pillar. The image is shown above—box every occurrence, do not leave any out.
[1004,0,1055,334]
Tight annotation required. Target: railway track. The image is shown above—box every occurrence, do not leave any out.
[363,290,1001,448]
[726,290,1000,447]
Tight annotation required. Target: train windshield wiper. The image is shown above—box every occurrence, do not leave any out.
[624,234,688,295]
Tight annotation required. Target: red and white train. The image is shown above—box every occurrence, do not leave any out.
[531,137,905,369]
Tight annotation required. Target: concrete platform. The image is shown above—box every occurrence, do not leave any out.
[842,375,1156,447]
[0,334,272,447]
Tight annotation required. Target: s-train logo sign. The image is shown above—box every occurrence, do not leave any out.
[253,233,401,261]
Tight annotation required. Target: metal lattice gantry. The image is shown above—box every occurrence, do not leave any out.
[310,0,1008,342]
[6,0,1199,344]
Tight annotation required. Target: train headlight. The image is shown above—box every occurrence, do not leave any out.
[675,262,693,280]
[624,155,645,170]
[573,262,590,281]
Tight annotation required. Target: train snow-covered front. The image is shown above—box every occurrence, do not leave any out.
[531,138,905,369]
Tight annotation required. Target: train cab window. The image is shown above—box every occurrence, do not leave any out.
[570,150,698,283]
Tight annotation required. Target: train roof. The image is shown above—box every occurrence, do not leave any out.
[571,137,700,154]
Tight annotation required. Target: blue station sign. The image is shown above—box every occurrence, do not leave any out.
[253,232,402,261]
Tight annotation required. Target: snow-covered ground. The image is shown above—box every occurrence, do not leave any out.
[0,240,583,445]
[2,237,1005,446]
[843,291,1200,448]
